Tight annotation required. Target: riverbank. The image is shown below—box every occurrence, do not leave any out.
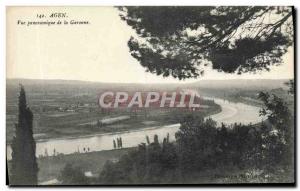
[32,146,292,184]
[36,107,222,143]
[6,96,271,184]
[7,96,264,160]
[7,148,133,183]
[7,100,220,144]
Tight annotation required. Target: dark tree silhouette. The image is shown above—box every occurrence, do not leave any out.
[285,79,294,95]
[146,135,150,145]
[98,115,293,184]
[153,134,159,144]
[113,139,117,149]
[120,137,123,148]
[59,164,88,185]
[258,91,293,170]
[10,85,38,185]
[117,138,120,148]
[119,6,293,79]
[258,92,291,135]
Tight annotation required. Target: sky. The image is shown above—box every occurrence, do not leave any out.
[7,7,294,83]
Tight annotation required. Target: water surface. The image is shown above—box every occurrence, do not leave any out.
[7,97,264,159]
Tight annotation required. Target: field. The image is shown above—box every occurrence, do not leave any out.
[6,79,222,143]
[6,78,293,184]
[7,78,292,143]
[6,148,132,184]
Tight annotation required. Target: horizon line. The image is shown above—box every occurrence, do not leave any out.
[6,77,293,85]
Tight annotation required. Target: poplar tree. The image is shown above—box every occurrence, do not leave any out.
[10,85,38,185]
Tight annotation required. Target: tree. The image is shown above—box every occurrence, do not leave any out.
[175,116,219,172]
[117,138,121,148]
[285,79,294,95]
[113,139,117,149]
[258,92,291,138]
[120,137,123,148]
[258,91,293,169]
[97,114,292,183]
[146,135,150,145]
[119,6,293,79]
[10,85,38,185]
[153,134,159,144]
[59,164,88,185]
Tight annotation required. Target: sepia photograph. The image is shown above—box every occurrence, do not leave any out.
[6,6,295,186]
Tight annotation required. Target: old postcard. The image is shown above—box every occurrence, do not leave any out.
[6,6,295,185]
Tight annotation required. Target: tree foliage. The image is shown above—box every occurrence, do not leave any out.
[58,164,89,185]
[98,109,292,183]
[98,85,295,183]
[99,134,178,184]
[119,6,293,79]
[258,91,293,169]
[258,92,291,139]
[10,85,38,185]
[285,79,294,95]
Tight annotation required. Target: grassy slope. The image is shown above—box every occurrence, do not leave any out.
[37,148,132,182]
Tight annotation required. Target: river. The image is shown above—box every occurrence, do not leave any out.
[6,97,264,160]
